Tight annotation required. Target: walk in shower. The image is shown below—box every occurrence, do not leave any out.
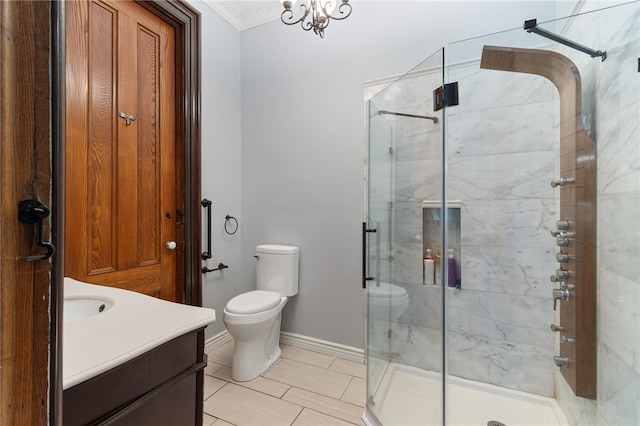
[364,2,639,425]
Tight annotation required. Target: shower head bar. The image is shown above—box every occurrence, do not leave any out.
[524,19,606,61]
[377,110,439,123]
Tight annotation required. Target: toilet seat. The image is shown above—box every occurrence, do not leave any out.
[226,290,282,315]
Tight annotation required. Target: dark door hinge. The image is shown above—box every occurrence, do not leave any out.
[433,82,459,111]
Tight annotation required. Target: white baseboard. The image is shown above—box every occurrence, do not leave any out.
[204,329,234,353]
[205,330,365,364]
[280,332,365,364]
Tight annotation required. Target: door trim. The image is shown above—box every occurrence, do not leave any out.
[135,0,202,306]
[52,2,65,424]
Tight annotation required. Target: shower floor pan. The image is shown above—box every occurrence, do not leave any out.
[367,363,568,426]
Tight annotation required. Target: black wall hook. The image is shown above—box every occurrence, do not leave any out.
[18,199,56,261]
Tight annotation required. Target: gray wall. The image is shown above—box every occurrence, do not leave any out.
[190,1,244,340]
[236,1,558,349]
[193,1,560,347]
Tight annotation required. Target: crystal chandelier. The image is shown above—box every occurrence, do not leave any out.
[280,0,352,38]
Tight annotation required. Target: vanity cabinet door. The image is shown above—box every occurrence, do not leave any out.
[64,330,205,426]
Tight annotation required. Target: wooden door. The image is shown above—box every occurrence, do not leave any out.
[66,0,180,301]
[0,1,53,423]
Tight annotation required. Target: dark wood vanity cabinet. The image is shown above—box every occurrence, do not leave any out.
[64,329,206,425]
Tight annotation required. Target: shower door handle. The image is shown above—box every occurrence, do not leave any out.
[362,222,376,288]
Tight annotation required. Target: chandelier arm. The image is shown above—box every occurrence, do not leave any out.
[330,2,352,21]
[280,0,351,37]
[281,2,310,26]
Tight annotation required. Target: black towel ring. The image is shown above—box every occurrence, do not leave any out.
[224,215,238,235]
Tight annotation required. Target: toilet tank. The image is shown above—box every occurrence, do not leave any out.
[256,245,299,296]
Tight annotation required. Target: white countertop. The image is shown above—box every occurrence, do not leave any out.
[63,277,216,389]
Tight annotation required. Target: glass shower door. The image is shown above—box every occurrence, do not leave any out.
[365,48,445,426]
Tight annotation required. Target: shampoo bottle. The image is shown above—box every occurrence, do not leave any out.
[434,244,442,286]
[423,249,434,286]
[447,248,457,287]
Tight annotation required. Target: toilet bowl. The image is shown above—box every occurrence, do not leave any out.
[223,245,299,382]
[223,291,288,381]
[368,282,410,321]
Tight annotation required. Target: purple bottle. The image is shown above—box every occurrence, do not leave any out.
[447,249,457,287]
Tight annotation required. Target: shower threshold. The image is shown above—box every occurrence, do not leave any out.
[364,363,568,426]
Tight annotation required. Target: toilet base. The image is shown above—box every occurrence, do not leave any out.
[230,314,283,382]
[231,342,281,382]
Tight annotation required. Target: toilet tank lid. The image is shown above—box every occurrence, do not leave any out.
[256,244,299,254]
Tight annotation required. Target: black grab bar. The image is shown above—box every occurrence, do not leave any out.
[201,199,212,260]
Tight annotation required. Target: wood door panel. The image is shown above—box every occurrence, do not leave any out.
[67,0,177,301]
[88,0,117,274]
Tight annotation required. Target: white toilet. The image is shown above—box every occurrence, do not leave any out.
[368,282,410,321]
[223,244,299,381]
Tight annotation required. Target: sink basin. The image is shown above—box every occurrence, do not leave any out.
[64,297,114,323]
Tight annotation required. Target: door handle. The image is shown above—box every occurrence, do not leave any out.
[18,199,56,261]
[362,222,377,288]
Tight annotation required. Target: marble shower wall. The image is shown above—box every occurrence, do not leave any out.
[367,4,639,421]
[368,61,559,396]
[548,3,640,426]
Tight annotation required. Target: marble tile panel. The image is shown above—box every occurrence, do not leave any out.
[391,324,443,373]
[598,268,640,377]
[367,126,393,165]
[460,244,555,298]
[597,100,640,195]
[391,200,424,244]
[393,157,443,202]
[446,289,554,349]
[367,164,393,202]
[448,64,557,114]
[392,120,442,162]
[405,282,443,323]
[461,199,556,248]
[596,342,640,426]
[390,240,424,286]
[447,331,554,397]
[599,192,640,282]
[447,101,556,158]
[555,373,606,426]
[447,151,555,201]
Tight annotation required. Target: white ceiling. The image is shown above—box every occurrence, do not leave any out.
[203,1,283,31]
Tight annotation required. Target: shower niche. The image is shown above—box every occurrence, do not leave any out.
[422,200,461,288]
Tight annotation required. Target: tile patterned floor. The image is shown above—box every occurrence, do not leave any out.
[203,342,366,426]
